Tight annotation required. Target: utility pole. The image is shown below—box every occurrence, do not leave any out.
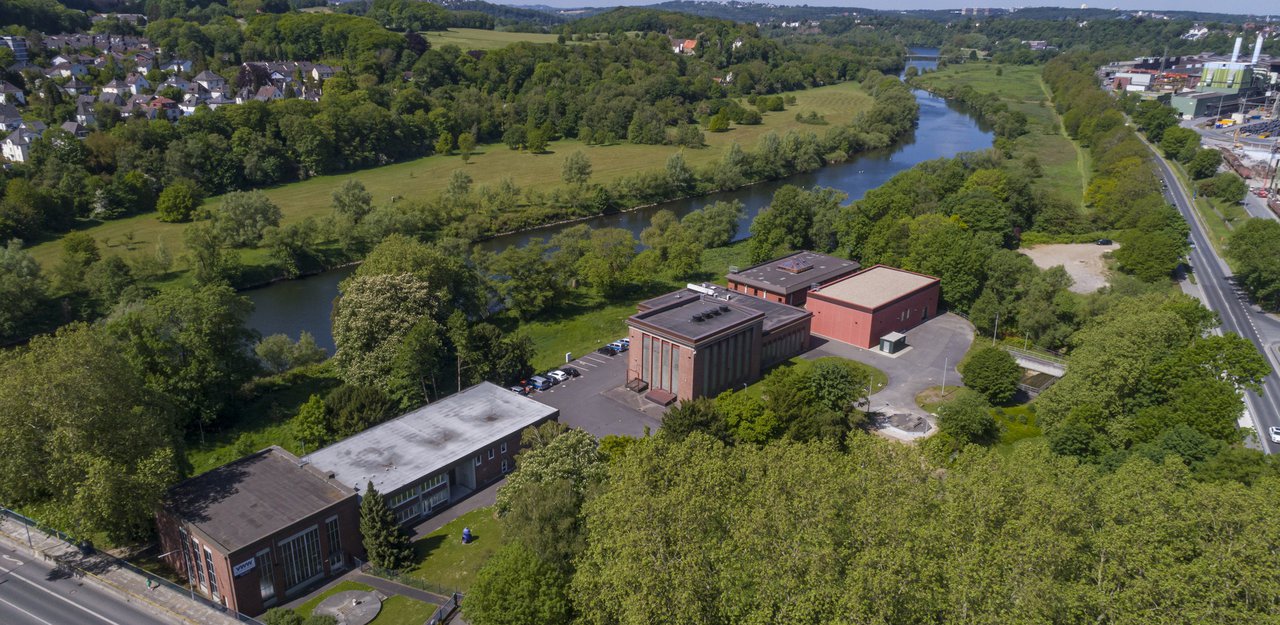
[941,355,949,397]
[992,312,1000,346]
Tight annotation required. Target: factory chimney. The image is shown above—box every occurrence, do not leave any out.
[1231,36,1242,63]
[1252,33,1264,64]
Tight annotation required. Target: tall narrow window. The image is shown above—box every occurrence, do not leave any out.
[257,549,275,604]
[191,537,206,590]
[203,548,219,599]
[280,527,323,591]
[326,517,343,570]
[671,345,680,395]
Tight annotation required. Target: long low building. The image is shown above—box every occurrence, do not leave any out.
[806,265,940,349]
[304,381,559,526]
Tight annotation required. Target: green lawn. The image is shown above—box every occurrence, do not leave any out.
[295,580,437,625]
[405,507,506,593]
[914,385,965,413]
[423,28,565,50]
[27,81,875,274]
[914,63,1089,209]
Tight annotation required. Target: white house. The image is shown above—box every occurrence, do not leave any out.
[0,81,24,105]
[2,127,39,163]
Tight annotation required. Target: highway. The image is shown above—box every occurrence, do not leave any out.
[0,539,176,625]
[1149,145,1280,453]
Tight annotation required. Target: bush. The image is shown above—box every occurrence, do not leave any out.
[959,347,1021,405]
[155,179,201,223]
[938,390,998,444]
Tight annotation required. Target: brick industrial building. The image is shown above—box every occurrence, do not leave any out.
[726,251,861,306]
[806,265,940,349]
[627,256,941,401]
[626,283,813,403]
[305,382,559,527]
[156,447,362,616]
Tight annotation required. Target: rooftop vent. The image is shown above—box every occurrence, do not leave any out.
[719,304,730,312]
[728,265,739,274]
[777,258,813,274]
[708,308,721,316]
[692,313,705,322]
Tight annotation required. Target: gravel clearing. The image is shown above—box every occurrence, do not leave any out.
[1019,243,1117,294]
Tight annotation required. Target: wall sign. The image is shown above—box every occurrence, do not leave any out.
[232,558,256,577]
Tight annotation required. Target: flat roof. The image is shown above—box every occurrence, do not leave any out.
[726,251,861,295]
[304,382,558,496]
[633,284,811,343]
[811,265,938,310]
[165,447,354,554]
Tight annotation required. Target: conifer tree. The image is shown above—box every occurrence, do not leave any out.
[359,481,413,570]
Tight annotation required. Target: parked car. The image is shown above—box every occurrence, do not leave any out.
[529,375,553,391]
[609,341,629,353]
[597,345,620,356]
[1270,426,1280,444]
[509,385,530,396]
[548,370,570,383]
[618,337,631,346]
[561,366,581,378]
[1096,238,1113,246]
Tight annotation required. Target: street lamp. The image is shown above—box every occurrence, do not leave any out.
[156,547,196,600]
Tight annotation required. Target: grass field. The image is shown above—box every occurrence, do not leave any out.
[26,81,875,273]
[406,507,505,593]
[914,63,1090,209]
[423,28,564,50]
[295,580,437,625]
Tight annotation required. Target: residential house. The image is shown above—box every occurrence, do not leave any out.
[148,96,180,121]
[311,64,340,81]
[254,85,282,102]
[161,59,193,74]
[672,38,698,55]
[46,63,88,79]
[194,70,227,94]
[75,100,96,126]
[133,51,156,73]
[60,120,88,138]
[102,79,129,97]
[2,127,40,163]
[0,103,22,131]
[124,72,151,95]
[0,81,24,105]
[62,77,91,97]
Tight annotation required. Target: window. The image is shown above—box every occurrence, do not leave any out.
[388,487,418,509]
[424,474,448,490]
[501,459,510,473]
[426,488,449,510]
[326,517,343,570]
[500,442,508,454]
[474,454,482,466]
[257,549,275,604]
[487,447,494,460]
[191,537,205,590]
[395,504,420,524]
[203,548,219,599]
[279,527,323,591]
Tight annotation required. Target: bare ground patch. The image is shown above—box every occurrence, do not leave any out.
[1019,243,1117,294]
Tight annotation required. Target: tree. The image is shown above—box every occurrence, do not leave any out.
[464,543,573,625]
[575,228,636,298]
[959,347,1021,405]
[1198,172,1247,204]
[457,132,476,161]
[476,239,563,320]
[255,332,327,374]
[183,221,239,285]
[937,390,997,444]
[326,384,398,438]
[1186,148,1222,180]
[660,398,730,443]
[496,428,605,517]
[1227,218,1280,309]
[561,151,592,186]
[332,273,438,391]
[359,482,413,570]
[1114,231,1185,282]
[434,132,453,156]
[332,179,373,224]
[293,394,331,450]
[156,178,201,223]
[0,324,179,541]
[748,185,817,262]
[0,239,52,342]
[214,191,282,247]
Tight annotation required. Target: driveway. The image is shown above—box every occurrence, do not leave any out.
[526,350,663,438]
[802,312,975,418]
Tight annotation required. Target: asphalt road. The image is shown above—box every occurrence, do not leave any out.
[0,539,175,625]
[1150,146,1280,453]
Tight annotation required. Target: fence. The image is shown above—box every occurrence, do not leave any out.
[0,505,265,625]
[427,592,463,625]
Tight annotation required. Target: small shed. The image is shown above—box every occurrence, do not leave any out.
[879,331,907,354]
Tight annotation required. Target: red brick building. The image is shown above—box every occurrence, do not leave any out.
[805,265,941,349]
[627,283,812,402]
[726,251,861,307]
[156,447,362,617]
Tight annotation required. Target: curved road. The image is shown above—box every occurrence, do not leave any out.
[1148,141,1280,453]
[0,540,175,625]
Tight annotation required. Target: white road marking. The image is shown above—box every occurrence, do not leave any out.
[0,562,125,625]
[0,595,57,625]
[1,555,22,566]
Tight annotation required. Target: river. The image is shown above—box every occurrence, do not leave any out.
[246,50,991,351]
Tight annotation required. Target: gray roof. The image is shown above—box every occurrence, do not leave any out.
[164,447,355,554]
[304,382,558,496]
[725,251,861,296]
[633,283,812,343]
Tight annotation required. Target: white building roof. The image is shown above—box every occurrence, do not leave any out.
[811,265,938,310]
[303,382,558,496]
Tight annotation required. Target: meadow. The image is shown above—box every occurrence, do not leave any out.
[27,81,874,272]
[423,28,564,50]
[913,63,1090,209]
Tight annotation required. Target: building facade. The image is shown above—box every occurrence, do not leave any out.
[627,283,812,402]
[725,251,861,307]
[156,447,362,617]
[304,382,559,527]
[806,265,941,349]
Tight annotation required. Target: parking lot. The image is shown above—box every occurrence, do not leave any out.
[522,346,663,438]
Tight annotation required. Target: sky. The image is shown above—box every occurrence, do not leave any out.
[508,0,1276,17]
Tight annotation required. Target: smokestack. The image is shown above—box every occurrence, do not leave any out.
[1252,33,1264,64]
[1231,36,1242,63]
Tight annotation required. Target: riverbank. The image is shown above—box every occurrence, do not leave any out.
[26,80,878,275]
